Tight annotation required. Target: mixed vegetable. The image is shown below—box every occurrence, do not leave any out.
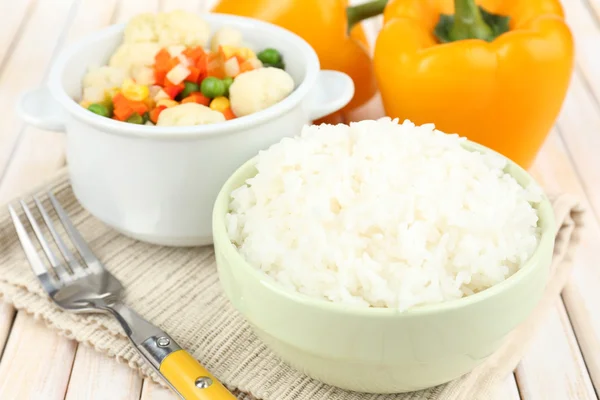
[79,11,295,127]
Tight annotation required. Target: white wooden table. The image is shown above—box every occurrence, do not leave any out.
[0,0,599,399]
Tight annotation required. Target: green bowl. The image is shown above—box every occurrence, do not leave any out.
[212,140,555,393]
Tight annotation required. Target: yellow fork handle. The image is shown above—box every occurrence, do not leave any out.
[160,349,237,400]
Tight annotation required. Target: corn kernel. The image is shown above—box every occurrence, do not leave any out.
[220,45,256,61]
[237,47,256,60]
[219,45,237,60]
[156,99,179,108]
[209,96,230,112]
[121,79,149,102]
[79,100,92,108]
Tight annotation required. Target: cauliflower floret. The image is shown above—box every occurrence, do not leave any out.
[82,66,127,89]
[123,13,158,43]
[211,26,243,52]
[131,65,156,85]
[81,66,127,102]
[155,10,210,47]
[109,42,160,75]
[229,67,294,117]
[156,103,226,126]
[122,10,210,48]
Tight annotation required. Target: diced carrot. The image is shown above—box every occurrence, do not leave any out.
[187,66,201,83]
[112,93,149,121]
[239,59,255,73]
[131,102,149,115]
[149,105,167,124]
[155,48,172,68]
[113,105,132,121]
[112,92,127,106]
[181,92,211,106]
[154,69,167,87]
[183,46,206,64]
[234,55,245,65]
[222,107,236,120]
[163,80,185,99]
[207,52,225,79]
[154,48,178,86]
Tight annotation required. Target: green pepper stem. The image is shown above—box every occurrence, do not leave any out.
[346,0,388,33]
[448,0,494,41]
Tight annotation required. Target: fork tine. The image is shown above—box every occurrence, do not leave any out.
[19,200,72,282]
[48,192,101,270]
[34,196,84,277]
[8,205,59,293]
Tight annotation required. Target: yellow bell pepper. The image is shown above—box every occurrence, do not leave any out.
[212,0,379,112]
[374,0,574,168]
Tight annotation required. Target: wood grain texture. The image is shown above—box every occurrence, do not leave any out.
[0,0,34,69]
[0,313,77,399]
[64,0,119,43]
[0,0,76,175]
[529,129,600,393]
[516,302,597,400]
[0,303,16,359]
[65,345,143,400]
[566,0,600,105]
[140,379,179,400]
[114,0,159,23]
[488,374,521,400]
[555,72,600,219]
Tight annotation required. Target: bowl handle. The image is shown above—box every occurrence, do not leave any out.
[307,70,355,121]
[17,86,66,132]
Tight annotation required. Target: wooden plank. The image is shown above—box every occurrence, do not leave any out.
[0,0,76,175]
[0,0,78,398]
[0,313,77,399]
[488,374,521,400]
[140,379,178,400]
[554,72,600,219]
[64,0,119,43]
[0,130,66,202]
[583,0,600,29]
[515,301,597,400]
[562,0,600,104]
[65,345,143,400]
[114,0,159,23]
[0,303,16,358]
[529,129,600,393]
[0,0,34,68]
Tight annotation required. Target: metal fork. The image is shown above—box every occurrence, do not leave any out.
[9,192,236,400]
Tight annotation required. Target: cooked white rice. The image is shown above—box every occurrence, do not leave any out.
[226,119,542,310]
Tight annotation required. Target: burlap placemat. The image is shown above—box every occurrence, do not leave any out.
[0,170,585,400]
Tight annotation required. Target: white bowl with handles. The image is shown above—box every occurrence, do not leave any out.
[17,13,354,247]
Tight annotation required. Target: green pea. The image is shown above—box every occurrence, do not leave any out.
[222,77,233,96]
[258,48,282,66]
[88,103,110,117]
[127,113,144,124]
[180,81,200,99]
[142,112,150,124]
[200,77,226,98]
